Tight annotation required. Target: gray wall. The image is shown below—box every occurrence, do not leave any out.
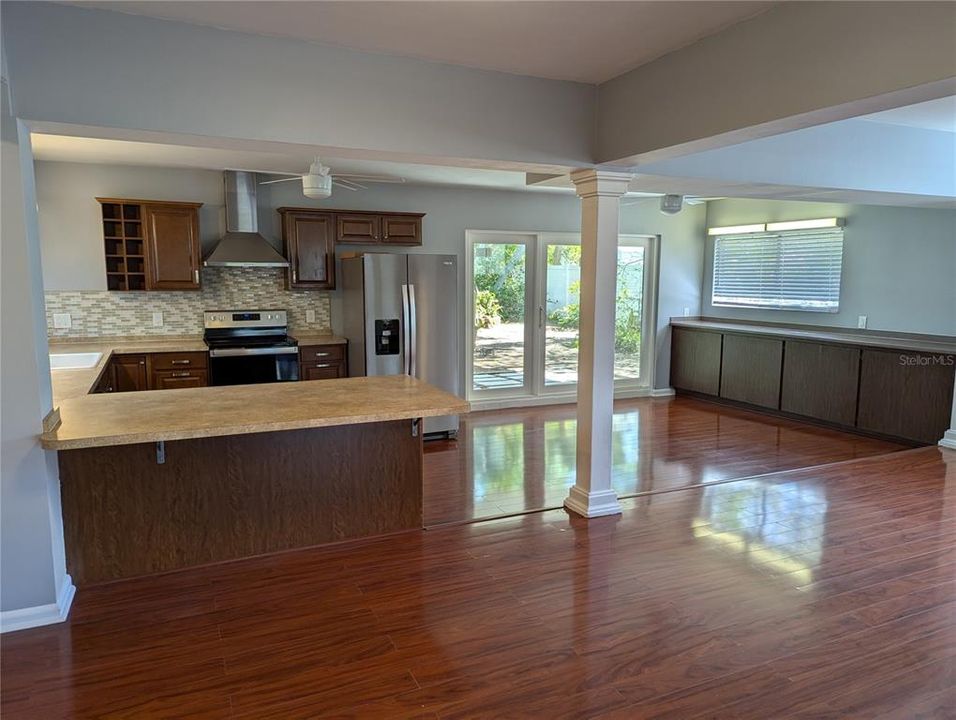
[1,87,67,613]
[597,2,956,163]
[3,2,594,168]
[702,199,956,336]
[36,160,707,389]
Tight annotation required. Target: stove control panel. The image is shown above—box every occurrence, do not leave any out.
[204,310,288,329]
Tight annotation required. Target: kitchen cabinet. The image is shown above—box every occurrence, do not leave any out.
[719,333,783,409]
[781,341,860,426]
[144,203,202,290]
[92,365,115,394]
[670,327,722,396]
[299,343,348,380]
[857,348,955,444]
[148,352,209,390]
[279,210,335,290]
[112,355,148,392]
[97,198,202,291]
[336,214,381,244]
[381,215,423,245]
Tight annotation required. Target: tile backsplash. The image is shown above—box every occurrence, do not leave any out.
[44,268,331,338]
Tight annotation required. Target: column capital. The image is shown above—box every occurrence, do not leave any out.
[569,169,633,199]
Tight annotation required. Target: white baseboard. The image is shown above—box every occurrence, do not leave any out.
[940,429,956,451]
[469,386,668,412]
[0,575,75,633]
[650,387,676,397]
[564,486,623,518]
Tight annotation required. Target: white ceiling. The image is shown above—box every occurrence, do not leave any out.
[67,1,773,83]
[859,96,956,133]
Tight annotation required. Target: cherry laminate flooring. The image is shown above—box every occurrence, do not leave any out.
[423,396,906,525]
[3,445,954,719]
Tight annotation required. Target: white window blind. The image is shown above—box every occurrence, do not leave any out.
[712,228,844,312]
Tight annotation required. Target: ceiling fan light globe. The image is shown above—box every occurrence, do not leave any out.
[302,173,333,199]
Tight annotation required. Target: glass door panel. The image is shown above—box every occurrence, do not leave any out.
[543,243,581,388]
[614,244,646,383]
[471,238,531,396]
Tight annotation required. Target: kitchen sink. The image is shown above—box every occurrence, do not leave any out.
[49,352,102,370]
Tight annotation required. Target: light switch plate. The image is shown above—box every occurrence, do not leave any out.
[53,313,72,329]
[857,315,867,329]
[152,312,164,327]
[683,307,691,317]
[306,309,316,324]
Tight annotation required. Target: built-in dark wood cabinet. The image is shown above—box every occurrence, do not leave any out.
[671,323,956,446]
[147,352,208,390]
[150,371,209,390]
[112,355,148,392]
[97,198,202,291]
[336,214,381,244]
[719,334,783,409]
[857,348,955,444]
[381,215,423,245]
[299,343,348,380]
[670,327,722,395]
[143,203,202,290]
[781,341,860,426]
[279,210,335,290]
[92,365,115,394]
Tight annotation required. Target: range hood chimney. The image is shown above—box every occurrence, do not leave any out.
[204,171,289,267]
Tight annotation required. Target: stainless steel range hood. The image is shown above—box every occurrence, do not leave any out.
[204,171,289,267]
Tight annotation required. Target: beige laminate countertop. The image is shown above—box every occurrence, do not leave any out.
[670,319,956,354]
[49,336,208,405]
[41,375,469,450]
[290,333,348,346]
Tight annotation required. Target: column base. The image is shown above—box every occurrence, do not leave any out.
[564,485,622,518]
[940,429,956,451]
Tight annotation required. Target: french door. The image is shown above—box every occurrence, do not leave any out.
[467,231,657,405]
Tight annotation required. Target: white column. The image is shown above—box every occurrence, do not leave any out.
[940,382,956,450]
[564,169,632,518]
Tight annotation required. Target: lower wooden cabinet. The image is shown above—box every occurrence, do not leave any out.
[112,355,148,392]
[857,348,955,444]
[781,341,860,426]
[299,343,348,380]
[719,334,783,410]
[150,370,209,389]
[670,327,722,395]
[92,365,115,394]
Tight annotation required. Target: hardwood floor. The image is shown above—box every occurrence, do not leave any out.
[3,445,953,719]
[424,396,906,525]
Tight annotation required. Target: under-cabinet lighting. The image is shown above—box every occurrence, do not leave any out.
[707,223,766,236]
[766,217,843,232]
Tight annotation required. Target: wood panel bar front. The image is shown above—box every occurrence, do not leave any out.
[59,420,423,585]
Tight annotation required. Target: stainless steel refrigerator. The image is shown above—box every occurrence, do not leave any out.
[341,253,461,437]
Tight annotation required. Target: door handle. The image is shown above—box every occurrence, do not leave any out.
[194,269,200,284]
[538,306,544,329]
[401,284,411,376]
[171,372,192,378]
[171,359,191,365]
[408,284,417,378]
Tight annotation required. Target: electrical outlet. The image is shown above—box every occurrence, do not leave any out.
[53,313,72,329]
[683,307,691,317]
[152,312,164,327]
[306,309,316,324]
[857,315,867,329]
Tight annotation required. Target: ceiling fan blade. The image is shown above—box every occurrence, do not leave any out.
[332,178,364,191]
[258,176,304,185]
[335,173,406,184]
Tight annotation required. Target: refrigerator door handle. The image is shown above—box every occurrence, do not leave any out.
[408,284,418,378]
[401,283,411,375]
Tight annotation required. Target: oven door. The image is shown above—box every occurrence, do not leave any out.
[208,347,299,386]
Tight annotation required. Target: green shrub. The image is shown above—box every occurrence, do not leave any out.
[474,289,502,329]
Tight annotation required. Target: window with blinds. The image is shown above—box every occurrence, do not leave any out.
[711,228,844,312]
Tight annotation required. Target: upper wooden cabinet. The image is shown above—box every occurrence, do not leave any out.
[381,215,423,245]
[144,203,202,290]
[97,199,202,291]
[280,210,335,290]
[336,214,381,244]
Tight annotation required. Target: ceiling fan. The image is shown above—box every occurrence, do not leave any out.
[621,194,724,215]
[257,157,406,199]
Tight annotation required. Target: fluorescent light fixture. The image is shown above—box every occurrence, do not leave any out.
[766,217,843,231]
[707,223,766,236]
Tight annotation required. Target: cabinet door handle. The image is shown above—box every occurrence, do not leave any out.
[139,360,145,365]
[171,372,192,378]
[194,269,200,284]
[292,269,297,283]
[313,352,330,357]
[314,363,333,368]
[171,359,191,365]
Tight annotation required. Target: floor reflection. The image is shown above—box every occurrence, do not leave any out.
[423,396,905,526]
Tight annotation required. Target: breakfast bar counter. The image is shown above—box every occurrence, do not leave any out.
[46,376,469,585]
